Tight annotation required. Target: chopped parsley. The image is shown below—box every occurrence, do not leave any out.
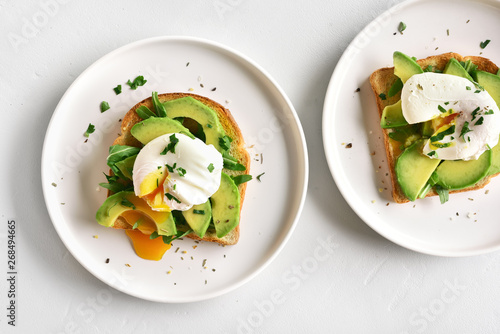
[480,39,491,49]
[120,198,136,210]
[379,93,387,100]
[113,85,122,95]
[176,167,187,177]
[84,123,95,137]
[256,172,265,182]
[427,151,437,157]
[207,124,213,128]
[398,21,407,34]
[460,121,473,140]
[207,163,215,173]
[232,174,252,186]
[150,231,159,239]
[193,209,205,215]
[161,134,179,155]
[430,125,455,142]
[474,116,484,126]
[100,101,110,113]
[471,107,480,121]
[219,135,233,151]
[466,86,471,90]
[132,218,143,230]
[166,193,181,203]
[485,109,495,115]
[437,105,447,113]
[166,163,177,173]
[127,75,147,90]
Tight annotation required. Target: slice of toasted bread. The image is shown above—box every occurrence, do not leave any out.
[370,52,499,203]
[110,92,250,245]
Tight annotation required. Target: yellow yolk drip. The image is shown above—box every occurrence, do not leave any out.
[138,168,167,197]
[125,229,171,261]
[142,186,171,212]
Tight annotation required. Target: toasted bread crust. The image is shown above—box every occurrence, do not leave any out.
[370,52,499,203]
[110,93,250,245]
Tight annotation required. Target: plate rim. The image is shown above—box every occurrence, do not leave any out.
[322,0,500,257]
[41,35,309,302]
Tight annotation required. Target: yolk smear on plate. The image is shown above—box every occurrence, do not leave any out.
[125,229,171,261]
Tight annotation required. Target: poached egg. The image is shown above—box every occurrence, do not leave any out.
[401,72,500,160]
[132,133,223,211]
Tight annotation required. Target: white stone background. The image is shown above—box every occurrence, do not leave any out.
[1,0,500,333]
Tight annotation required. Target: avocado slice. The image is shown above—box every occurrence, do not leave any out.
[431,149,492,190]
[96,191,176,236]
[443,58,474,81]
[162,97,226,152]
[380,100,408,128]
[393,51,424,83]
[182,200,212,238]
[396,140,441,201]
[488,135,500,176]
[114,155,137,180]
[474,70,500,108]
[130,117,193,145]
[211,172,240,238]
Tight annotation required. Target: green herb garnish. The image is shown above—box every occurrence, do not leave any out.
[427,151,437,157]
[132,218,143,230]
[471,107,480,121]
[480,39,491,49]
[435,185,449,204]
[120,198,136,210]
[176,167,186,177]
[113,85,122,95]
[485,109,495,115]
[466,86,471,90]
[152,91,167,117]
[475,116,484,126]
[150,231,159,239]
[232,174,252,186]
[84,123,95,137]
[127,75,147,90]
[460,121,473,140]
[207,163,215,173]
[166,193,181,203]
[161,134,179,155]
[166,163,177,173]
[379,93,387,100]
[398,21,407,34]
[219,135,233,151]
[437,105,447,113]
[256,172,265,182]
[100,101,110,113]
[162,229,193,244]
[430,125,455,142]
[388,78,403,97]
[207,124,213,128]
[193,210,205,215]
[136,105,156,119]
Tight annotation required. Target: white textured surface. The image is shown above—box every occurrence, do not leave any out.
[1,0,500,333]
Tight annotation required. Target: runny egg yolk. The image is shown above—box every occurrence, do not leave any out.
[125,229,171,261]
[138,167,171,212]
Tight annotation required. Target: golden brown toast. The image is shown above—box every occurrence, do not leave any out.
[370,52,499,203]
[110,92,250,245]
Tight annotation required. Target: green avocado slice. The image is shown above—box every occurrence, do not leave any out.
[211,173,240,238]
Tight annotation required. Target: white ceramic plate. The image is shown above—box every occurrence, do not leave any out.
[41,36,308,302]
[323,0,500,257]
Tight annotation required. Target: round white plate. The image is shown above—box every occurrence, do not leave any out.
[323,0,500,257]
[42,36,308,302]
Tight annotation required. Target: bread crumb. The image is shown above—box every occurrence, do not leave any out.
[345,143,352,148]
[96,186,100,191]
[371,200,376,203]
[468,198,474,201]
[93,235,98,239]
[386,202,389,206]
[192,245,197,249]
[182,250,187,254]
[378,188,383,193]
[485,190,490,194]
[125,264,131,267]
[188,88,194,91]
[52,182,57,187]
[167,270,172,274]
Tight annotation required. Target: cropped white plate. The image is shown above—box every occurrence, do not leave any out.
[323,0,500,256]
[42,36,308,302]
